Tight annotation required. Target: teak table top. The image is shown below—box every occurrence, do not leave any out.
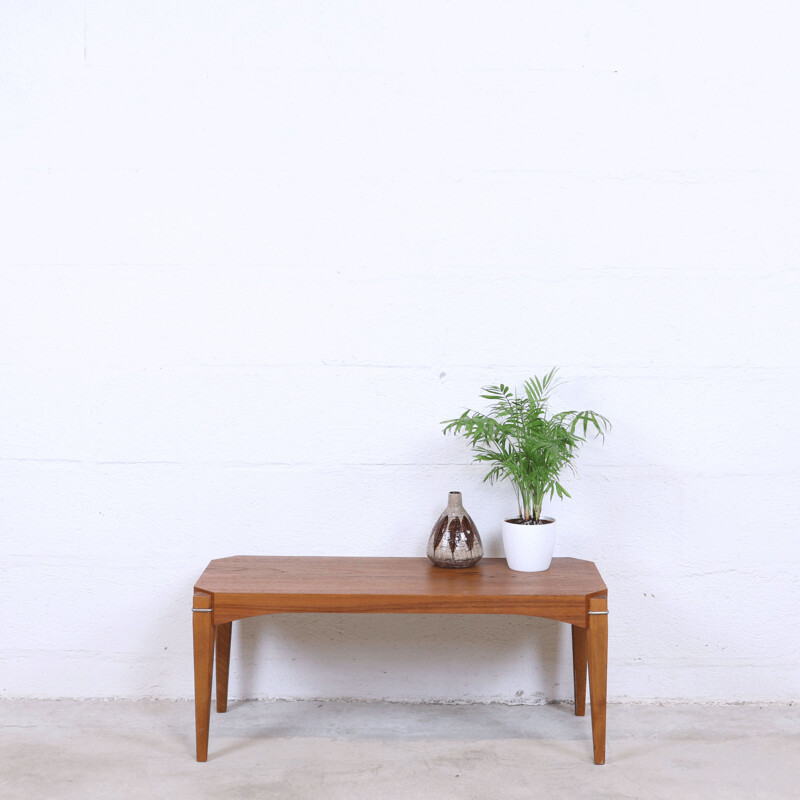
[193,556,607,626]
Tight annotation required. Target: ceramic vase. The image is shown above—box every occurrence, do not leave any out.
[427,491,483,568]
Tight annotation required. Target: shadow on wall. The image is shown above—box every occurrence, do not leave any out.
[229,613,569,704]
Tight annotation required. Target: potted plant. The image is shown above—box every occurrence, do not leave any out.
[442,368,609,572]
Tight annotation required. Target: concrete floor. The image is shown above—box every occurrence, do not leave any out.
[1,700,798,800]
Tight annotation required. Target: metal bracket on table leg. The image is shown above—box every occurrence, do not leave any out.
[193,608,213,613]
[588,611,609,615]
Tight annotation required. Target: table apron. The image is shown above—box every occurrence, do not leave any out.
[207,593,593,626]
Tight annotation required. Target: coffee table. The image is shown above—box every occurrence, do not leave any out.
[192,556,608,764]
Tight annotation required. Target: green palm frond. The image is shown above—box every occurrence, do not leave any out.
[441,369,609,524]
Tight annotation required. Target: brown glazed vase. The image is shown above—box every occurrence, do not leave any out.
[427,491,483,568]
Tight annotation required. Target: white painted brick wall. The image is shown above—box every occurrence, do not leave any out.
[1,2,798,702]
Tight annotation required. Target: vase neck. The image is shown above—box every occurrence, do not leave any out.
[447,492,465,513]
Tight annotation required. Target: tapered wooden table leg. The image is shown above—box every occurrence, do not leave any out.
[571,624,588,717]
[193,593,214,762]
[216,622,232,713]
[587,595,608,765]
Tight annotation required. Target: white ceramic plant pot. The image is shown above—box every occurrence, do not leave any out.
[501,517,557,572]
